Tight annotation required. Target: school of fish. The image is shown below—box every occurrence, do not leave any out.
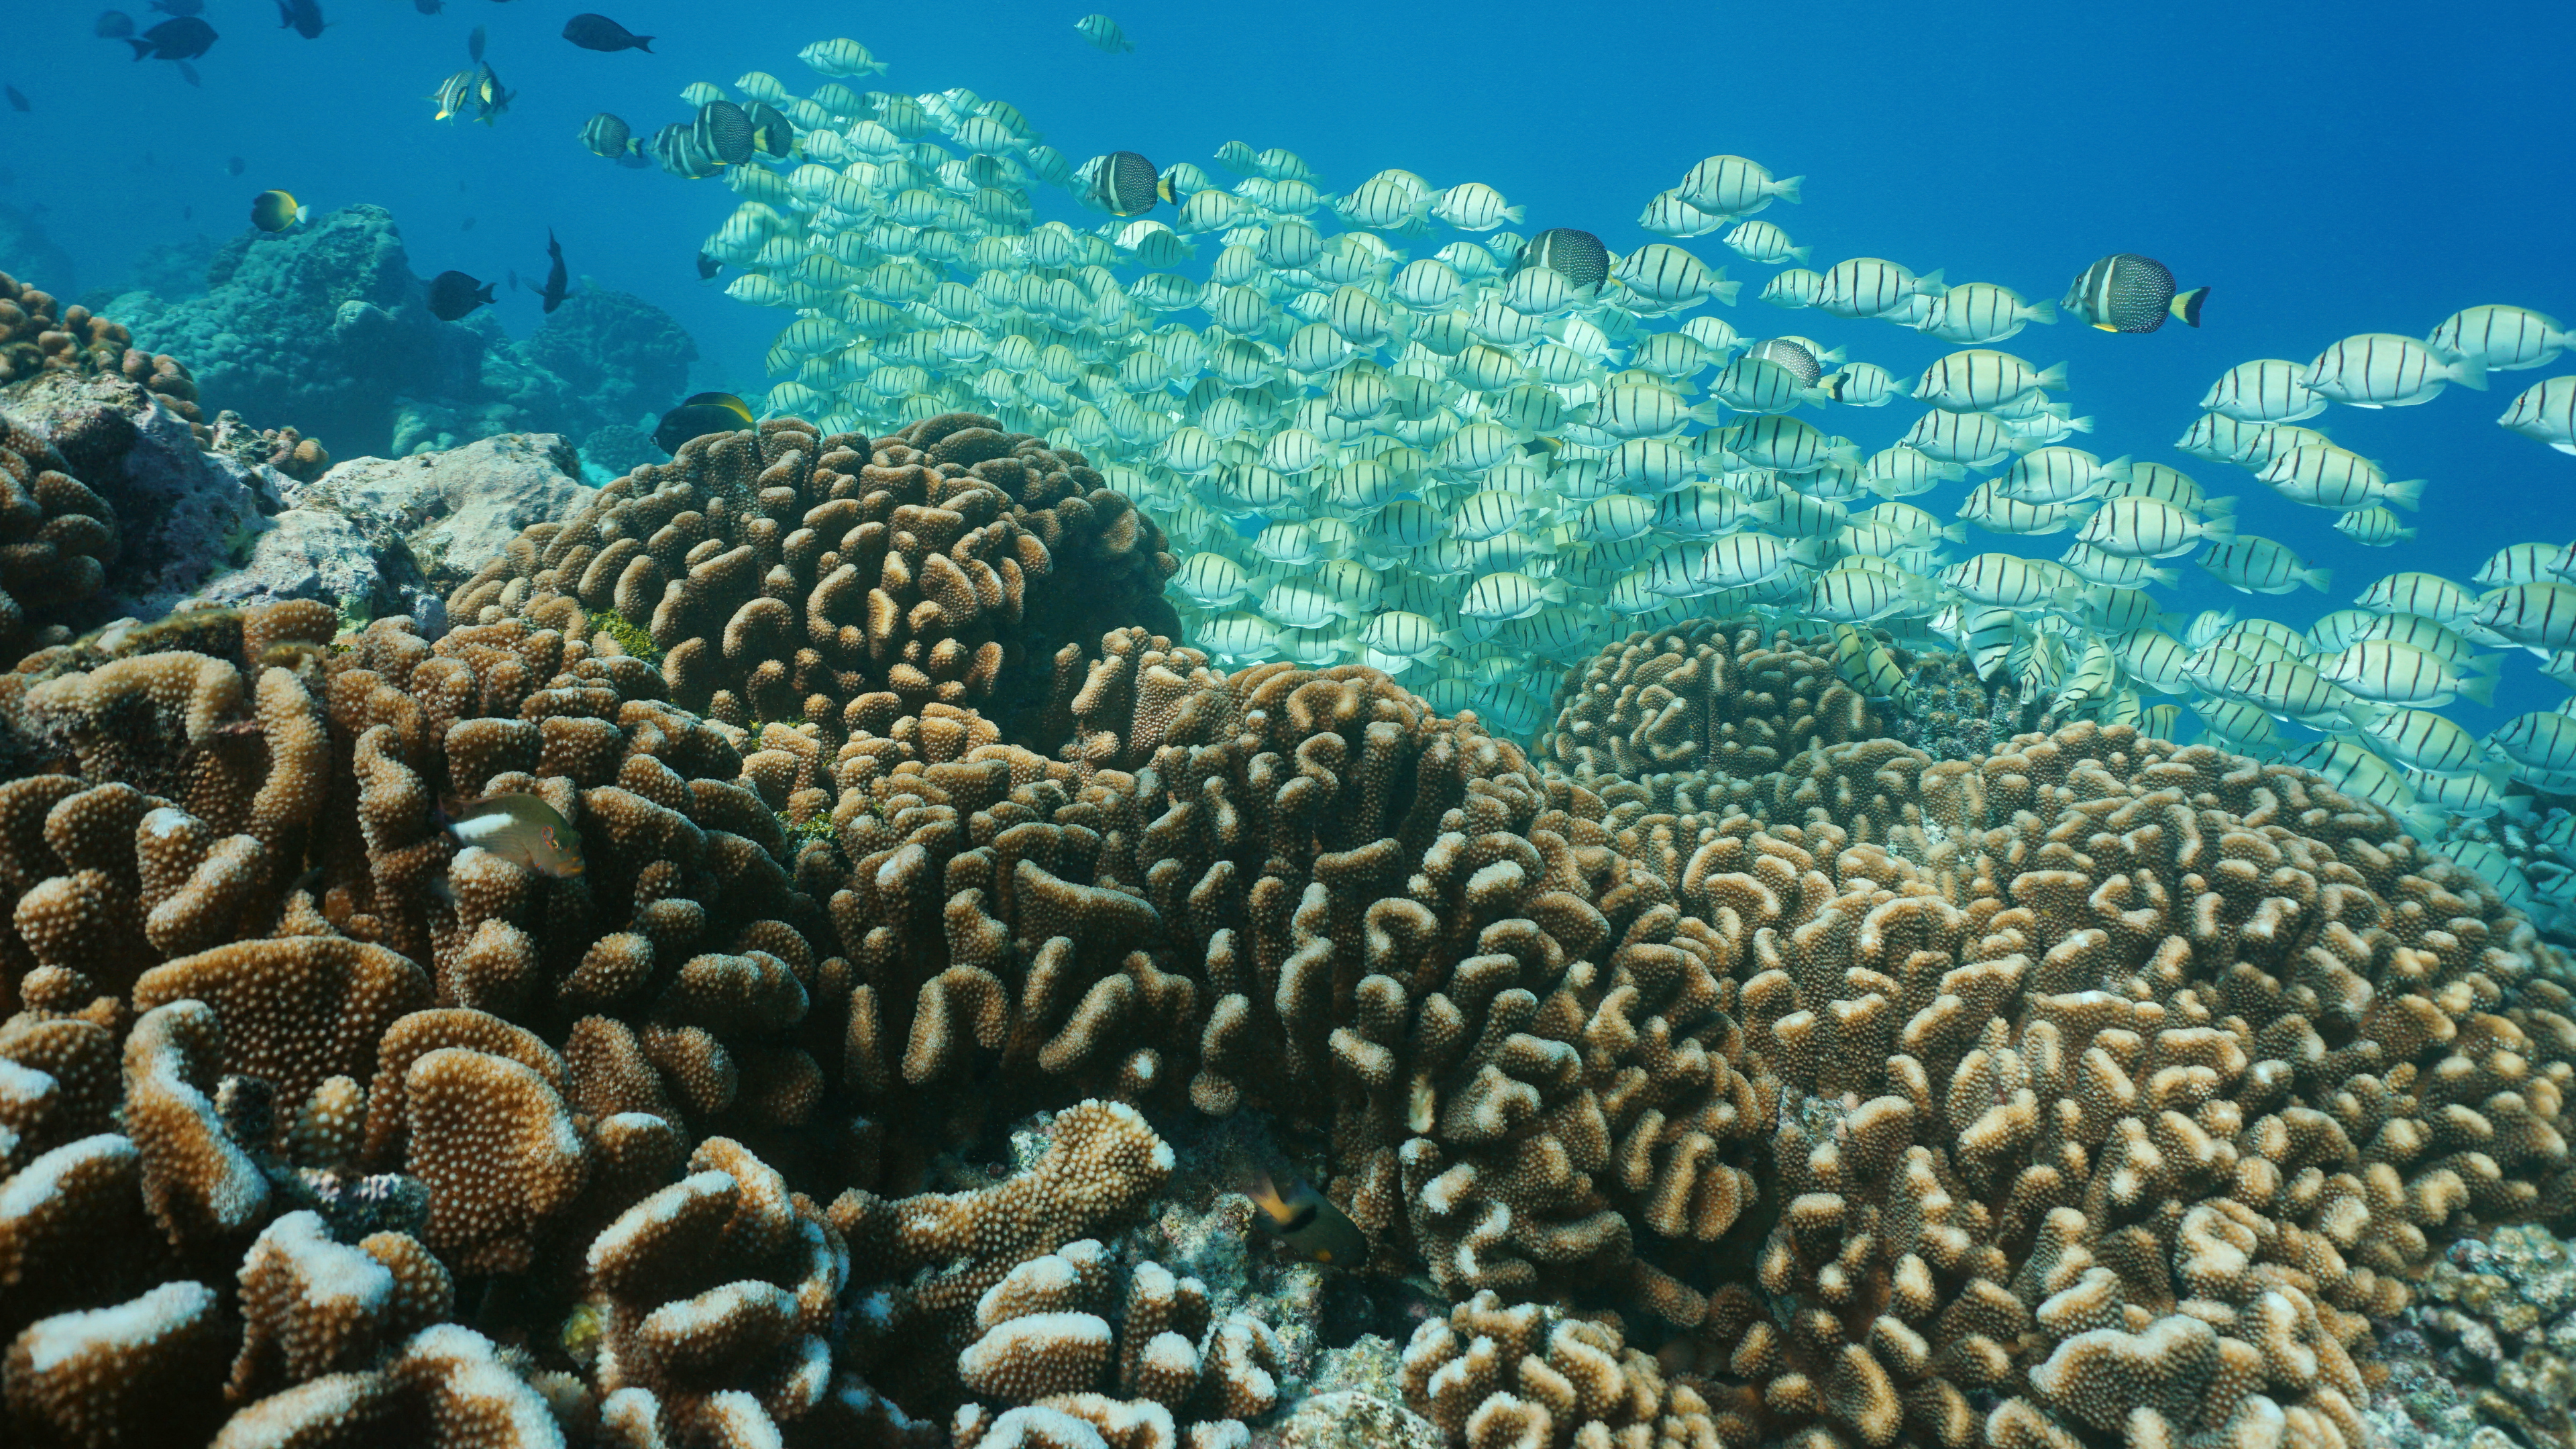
[604,25,2576,931]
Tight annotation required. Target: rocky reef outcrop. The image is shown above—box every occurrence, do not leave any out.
[109,206,698,464]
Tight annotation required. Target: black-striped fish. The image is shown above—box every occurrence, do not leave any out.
[2062,254,2207,333]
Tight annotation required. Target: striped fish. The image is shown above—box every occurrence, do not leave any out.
[2196,697,2286,754]
[2426,305,2569,372]
[1576,495,1658,544]
[2363,706,2487,775]
[2475,542,2574,586]
[2355,574,2482,629]
[1653,533,1796,594]
[1638,189,1729,238]
[1937,604,2022,684]
[2212,618,2313,663]
[1830,624,1913,702]
[2200,359,2327,423]
[2059,543,2176,588]
[2473,580,2576,651]
[1900,409,2023,468]
[1721,415,1857,472]
[1823,362,1909,407]
[1458,570,1568,621]
[1941,553,2082,608]
[1676,154,1803,215]
[2117,628,2196,694]
[2320,640,2497,707]
[2499,376,2576,454]
[1760,268,1825,309]
[1995,447,2127,504]
[2287,741,2438,835]
[1815,258,1945,319]
[2304,332,2487,407]
[1601,439,1699,494]
[2256,445,2424,511]
[2189,649,2358,724]
[1364,610,1450,661]
[2405,763,2513,818]
[2334,507,2416,547]
[1723,219,1809,264]
[1959,483,2089,536]
[2082,586,2169,632]
[2344,610,2483,665]
[1707,355,1823,413]
[2200,536,2330,595]
[1913,282,2055,345]
[1612,244,1737,309]
[1914,350,2065,411]
[2076,496,2233,559]
[2056,637,2120,712]
[2489,710,2576,786]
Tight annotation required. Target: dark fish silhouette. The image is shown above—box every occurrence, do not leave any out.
[427,270,495,322]
[1514,227,1611,294]
[540,229,569,313]
[274,0,323,39]
[149,0,203,13]
[4,88,26,113]
[561,13,651,52]
[655,393,754,455]
[696,252,720,280]
[128,15,215,58]
[468,23,484,60]
[414,0,443,11]
[249,189,307,232]
[95,11,136,38]
[1083,150,1163,217]
[225,155,244,176]
[175,60,200,85]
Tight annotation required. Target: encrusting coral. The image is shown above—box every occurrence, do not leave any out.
[0,270,205,436]
[445,410,1179,744]
[0,421,2571,1449]
[0,411,123,665]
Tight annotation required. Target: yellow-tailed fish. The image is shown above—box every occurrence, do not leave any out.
[1246,1171,1367,1266]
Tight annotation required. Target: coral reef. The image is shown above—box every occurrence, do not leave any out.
[1540,620,1886,815]
[111,207,699,460]
[446,410,1179,739]
[2381,1224,2576,1449]
[1,270,205,431]
[0,424,2570,1449]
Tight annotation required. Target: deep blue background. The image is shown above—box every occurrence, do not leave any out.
[5,0,2571,725]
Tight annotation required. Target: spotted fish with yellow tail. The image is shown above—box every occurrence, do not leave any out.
[1246,1171,1367,1266]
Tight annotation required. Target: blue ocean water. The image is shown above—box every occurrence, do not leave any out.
[4,0,2571,727]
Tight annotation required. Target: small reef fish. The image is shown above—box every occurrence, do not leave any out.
[224,155,244,176]
[274,0,323,40]
[1515,227,1610,293]
[655,392,755,454]
[128,15,215,59]
[1079,151,1167,217]
[426,270,495,321]
[540,229,569,314]
[248,189,309,233]
[1075,13,1133,52]
[95,12,136,39]
[796,38,887,77]
[562,13,653,53]
[2063,253,2208,333]
[3,88,25,113]
[443,794,584,877]
[694,252,720,280]
[432,63,511,123]
[1246,1171,1367,1266]
[580,112,640,161]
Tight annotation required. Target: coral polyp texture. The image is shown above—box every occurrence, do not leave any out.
[0,424,2570,1449]
[446,410,1179,743]
[0,270,206,434]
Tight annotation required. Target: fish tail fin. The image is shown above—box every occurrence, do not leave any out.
[2200,513,2237,544]
[2460,671,2499,708]
[1501,204,1526,225]
[1713,278,1741,306]
[2449,351,2489,390]
[2027,298,2059,324]
[2171,286,2210,327]
[2200,494,2237,517]
[128,38,151,58]
[2034,361,2068,390]
[1786,245,1811,262]
[2383,477,2428,511]
[2144,564,2180,588]
[1772,175,1805,203]
[1941,522,1968,543]
[2301,565,2334,594]
[2062,415,2095,435]
[636,36,654,52]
